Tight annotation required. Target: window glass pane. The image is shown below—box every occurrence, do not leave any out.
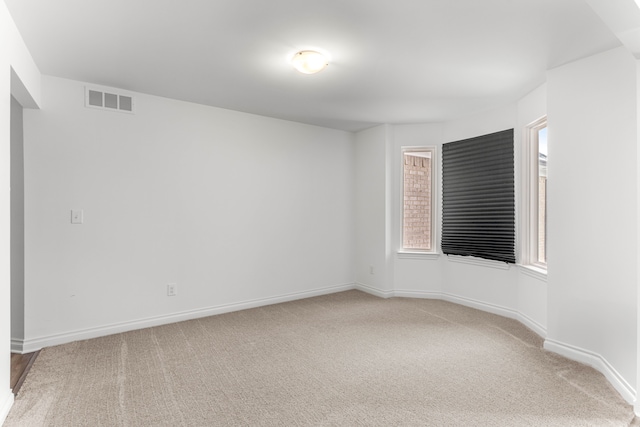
[403,152,432,250]
[537,127,547,264]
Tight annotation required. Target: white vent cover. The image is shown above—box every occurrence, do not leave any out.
[85,87,135,113]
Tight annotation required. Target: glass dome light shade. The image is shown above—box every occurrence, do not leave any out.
[291,50,328,74]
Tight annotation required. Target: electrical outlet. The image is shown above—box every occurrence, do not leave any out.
[369,265,374,275]
[71,209,83,224]
[167,283,177,296]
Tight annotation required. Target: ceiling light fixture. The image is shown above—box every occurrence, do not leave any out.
[291,50,328,74]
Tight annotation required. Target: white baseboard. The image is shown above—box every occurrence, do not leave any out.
[359,285,549,338]
[439,292,547,338]
[11,339,24,354]
[440,292,520,320]
[354,282,395,298]
[544,339,636,405]
[18,283,357,353]
[515,311,547,339]
[392,289,443,299]
[0,390,14,426]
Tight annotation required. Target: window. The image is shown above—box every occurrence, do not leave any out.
[401,147,435,252]
[441,129,515,264]
[524,117,547,269]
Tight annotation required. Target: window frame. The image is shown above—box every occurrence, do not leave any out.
[522,116,547,271]
[399,146,437,255]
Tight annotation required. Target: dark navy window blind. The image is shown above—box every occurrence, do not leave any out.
[441,129,515,264]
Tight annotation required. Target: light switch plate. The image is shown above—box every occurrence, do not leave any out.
[71,209,83,224]
[167,283,177,296]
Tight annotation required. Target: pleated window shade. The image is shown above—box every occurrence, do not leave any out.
[441,129,515,264]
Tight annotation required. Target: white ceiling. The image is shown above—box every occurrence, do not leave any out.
[4,0,622,132]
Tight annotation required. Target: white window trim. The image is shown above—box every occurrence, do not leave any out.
[447,255,511,270]
[399,146,438,255]
[519,264,548,282]
[397,251,440,260]
[521,116,547,272]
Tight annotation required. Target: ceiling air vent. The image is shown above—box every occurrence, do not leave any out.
[85,87,135,113]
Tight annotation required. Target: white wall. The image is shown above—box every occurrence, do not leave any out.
[637,57,640,417]
[1,2,41,424]
[439,105,521,313]
[0,37,13,427]
[515,84,548,335]
[10,95,24,344]
[390,123,444,297]
[354,125,389,293]
[546,46,637,401]
[20,75,355,350]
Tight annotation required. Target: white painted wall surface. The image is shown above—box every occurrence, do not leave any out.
[515,83,548,335]
[1,2,41,423]
[354,125,388,293]
[0,39,13,427]
[21,76,355,350]
[10,96,24,343]
[637,58,640,417]
[390,123,444,295]
[439,105,520,313]
[547,47,637,399]
[442,105,517,145]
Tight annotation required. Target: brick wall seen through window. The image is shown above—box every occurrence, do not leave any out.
[403,153,432,250]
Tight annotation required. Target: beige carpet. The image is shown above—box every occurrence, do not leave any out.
[5,290,637,426]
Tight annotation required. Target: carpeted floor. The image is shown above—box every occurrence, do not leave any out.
[5,290,637,426]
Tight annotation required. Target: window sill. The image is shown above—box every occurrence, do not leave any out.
[445,255,511,270]
[397,251,440,260]
[518,265,547,282]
